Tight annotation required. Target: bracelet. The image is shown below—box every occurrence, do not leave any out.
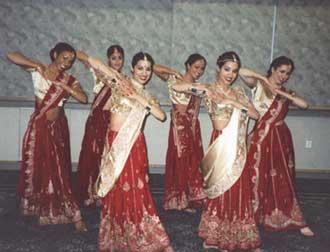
[241,107,248,113]
[70,89,76,96]
[145,105,151,113]
[190,87,198,94]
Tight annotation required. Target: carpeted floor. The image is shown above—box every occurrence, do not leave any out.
[0,171,329,252]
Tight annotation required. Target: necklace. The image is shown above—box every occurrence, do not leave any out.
[215,83,231,96]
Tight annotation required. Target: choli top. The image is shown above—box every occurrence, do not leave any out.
[31,70,71,106]
[105,78,159,114]
[204,86,249,121]
[252,81,275,117]
[167,75,191,105]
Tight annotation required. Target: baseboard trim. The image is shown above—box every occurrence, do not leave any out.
[1,161,330,179]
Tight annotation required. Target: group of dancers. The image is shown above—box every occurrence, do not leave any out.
[6,41,314,252]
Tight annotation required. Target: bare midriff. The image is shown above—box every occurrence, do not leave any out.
[36,98,63,122]
[109,112,130,132]
[211,118,230,131]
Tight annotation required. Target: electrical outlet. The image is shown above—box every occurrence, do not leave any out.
[305,140,312,149]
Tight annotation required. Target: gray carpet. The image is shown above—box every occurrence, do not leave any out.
[0,171,329,252]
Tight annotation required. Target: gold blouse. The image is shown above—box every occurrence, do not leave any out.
[204,86,249,121]
[168,75,191,105]
[252,81,275,117]
[105,78,159,114]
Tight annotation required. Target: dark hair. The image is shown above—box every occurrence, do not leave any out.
[131,52,154,68]
[49,42,76,62]
[184,53,207,69]
[106,44,124,58]
[267,56,295,77]
[216,51,241,70]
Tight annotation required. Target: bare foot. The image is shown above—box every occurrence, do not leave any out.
[163,245,174,252]
[184,208,196,213]
[74,220,87,232]
[300,226,314,237]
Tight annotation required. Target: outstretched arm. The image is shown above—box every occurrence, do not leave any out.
[275,89,309,109]
[239,68,269,88]
[76,51,120,82]
[7,52,45,72]
[153,64,183,81]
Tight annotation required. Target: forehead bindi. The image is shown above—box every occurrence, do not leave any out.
[136,60,151,68]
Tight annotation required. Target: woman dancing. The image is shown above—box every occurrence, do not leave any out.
[7,42,88,231]
[240,56,314,236]
[153,54,207,212]
[169,51,261,251]
[74,45,124,207]
[79,51,174,252]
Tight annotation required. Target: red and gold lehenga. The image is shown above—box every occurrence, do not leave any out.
[96,79,171,252]
[74,74,112,207]
[18,71,82,225]
[246,82,307,231]
[163,76,206,210]
[198,87,261,251]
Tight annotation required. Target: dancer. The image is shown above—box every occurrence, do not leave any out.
[74,45,124,207]
[153,54,207,212]
[173,51,261,251]
[79,51,174,252]
[7,42,88,231]
[240,56,314,236]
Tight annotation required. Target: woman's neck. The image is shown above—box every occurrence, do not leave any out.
[215,79,230,91]
[45,64,60,80]
[183,73,194,83]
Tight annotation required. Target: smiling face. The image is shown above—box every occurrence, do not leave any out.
[217,61,239,86]
[132,59,152,85]
[53,50,75,72]
[108,49,124,72]
[270,64,293,86]
[186,59,206,81]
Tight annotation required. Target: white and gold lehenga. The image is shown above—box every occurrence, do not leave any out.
[198,87,261,251]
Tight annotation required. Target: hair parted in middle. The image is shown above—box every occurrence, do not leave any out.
[131,52,154,68]
[216,51,241,70]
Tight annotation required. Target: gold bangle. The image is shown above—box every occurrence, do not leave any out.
[241,107,248,113]
[145,105,151,112]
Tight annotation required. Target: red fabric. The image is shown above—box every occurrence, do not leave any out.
[18,75,82,225]
[99,131,170,252]
[199,130,261,251]
[163,96,206,210]
[246,94,307,231]
[74,85,111,207]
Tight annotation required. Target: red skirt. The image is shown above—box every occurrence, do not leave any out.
[198,130,261,251]
[18,113,82,225]
[248,122,307,231]
[98,131,170,252]
[74,109,109,207]
[164,113,205,210]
